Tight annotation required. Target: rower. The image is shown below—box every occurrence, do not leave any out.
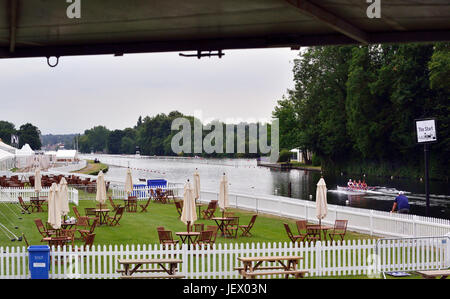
[347,179,354,189]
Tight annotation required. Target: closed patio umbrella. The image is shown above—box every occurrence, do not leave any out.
[96,171,107,209]
[59,177,70,217]
[34,168,42,196]
[124,168,133,198]
[181,180,197,232]
[218,173,229,218]
[47,183,61,230]
[316,177,328,227]
[193,169,200,203]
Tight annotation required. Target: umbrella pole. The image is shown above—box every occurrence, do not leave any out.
[187,221,190,233]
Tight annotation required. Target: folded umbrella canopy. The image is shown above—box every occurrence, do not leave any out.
[181,180,197,232]
[193,169,200,202]
[125,168,133,198]
[34,168,42,194]
[316,177,328,227]
[218,173,229,217]
[96,171,107,209]
[59,177,70,216]
[47,183,61,230]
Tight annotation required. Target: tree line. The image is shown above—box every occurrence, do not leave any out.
[77,111,271,158]
[272,43,449,180]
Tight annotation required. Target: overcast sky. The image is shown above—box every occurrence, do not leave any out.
[0,48,299,135]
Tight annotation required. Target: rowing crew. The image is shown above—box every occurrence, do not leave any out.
[347,179,368,190]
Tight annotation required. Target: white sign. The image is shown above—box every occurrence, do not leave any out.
[416,119,437,143]
[33,262,46,268]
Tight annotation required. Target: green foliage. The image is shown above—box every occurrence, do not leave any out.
[274,43,450,179]
[311,154,321,167]
[0,121,16,144]
[18,123,41,150]
[277,149,292,163]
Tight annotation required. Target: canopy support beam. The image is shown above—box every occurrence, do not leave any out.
[9,0,18,53]
[284,0,370,44]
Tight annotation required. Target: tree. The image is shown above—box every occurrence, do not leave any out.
[107,130,124,154]
[0,121,16,145]
[18,123,41,150]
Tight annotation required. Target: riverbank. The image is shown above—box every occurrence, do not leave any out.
[73,159,109,175]
[257,161,322,172]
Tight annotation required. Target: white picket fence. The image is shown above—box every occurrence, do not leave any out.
[0,187,79,205]
[1,237,448,279]
[196,189,450,239]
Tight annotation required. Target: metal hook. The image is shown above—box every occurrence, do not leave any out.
[46,56,60,68]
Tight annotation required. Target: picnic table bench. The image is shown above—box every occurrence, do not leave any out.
[415,269,450,279]
[117,258,185,279]
[236,256,308,279]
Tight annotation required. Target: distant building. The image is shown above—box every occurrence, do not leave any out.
[55,149,79,162]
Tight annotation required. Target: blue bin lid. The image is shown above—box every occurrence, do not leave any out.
[28,245,50,252]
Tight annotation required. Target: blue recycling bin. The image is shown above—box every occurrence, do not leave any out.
[28,245,50,279]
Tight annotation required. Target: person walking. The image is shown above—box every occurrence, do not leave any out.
[391,191,410,214]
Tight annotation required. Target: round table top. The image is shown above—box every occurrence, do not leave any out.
[175,231,200,236]
[94,209,110,212]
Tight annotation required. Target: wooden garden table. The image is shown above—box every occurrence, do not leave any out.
[94,208,110,225]
[236,256,308,279]
[117,258,185,279]
[306,224,334,241]
[175,231,200,247]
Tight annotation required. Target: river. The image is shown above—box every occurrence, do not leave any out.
[81,154,450,219]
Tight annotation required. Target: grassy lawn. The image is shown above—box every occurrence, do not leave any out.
[1,197,376,248]
[73,159,109,175]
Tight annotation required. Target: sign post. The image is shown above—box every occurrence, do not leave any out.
[415,118,437,217]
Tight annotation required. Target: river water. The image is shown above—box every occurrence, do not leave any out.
[82,154,450,220]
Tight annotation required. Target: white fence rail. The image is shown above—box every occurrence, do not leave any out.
[1,238,448,279]
[197,189,450,239]
[0,187,79,205]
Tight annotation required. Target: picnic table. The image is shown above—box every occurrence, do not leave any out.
[117,258,185,279]
[236,256,308,279]
[175,232,200,246]
[416,269,450,279]
[306,224,334,241]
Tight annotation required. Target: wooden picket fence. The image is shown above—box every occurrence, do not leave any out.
[1,237,448,279]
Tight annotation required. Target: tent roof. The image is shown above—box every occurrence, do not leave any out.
[0,148,14,161]
[15,143,34,156]
[1,0,449,59]
[56,150,78,158]
[0,139,17,154]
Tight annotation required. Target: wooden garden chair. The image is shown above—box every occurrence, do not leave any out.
[76,233,96,251]
[239,214,257,237]
[328,220,348,241]
[84,207,98,224]
[284,223,307,244]
[195,230,213,248]
[155,189,168,204]
[73,206,96,226]
[77,218,99,241]
[157,230,179,246]
[205,225,218,243]
[224,217,239,238]
[18,197,32,213]
[156,226,165,231]
[193,223,204,232]
[34,219,56,241]
[139,197,152,212]
[108,196,121,212]
[126,196,138,212]
[106,206,125,226]
[174,201,183,217]
[201,200,217,220]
